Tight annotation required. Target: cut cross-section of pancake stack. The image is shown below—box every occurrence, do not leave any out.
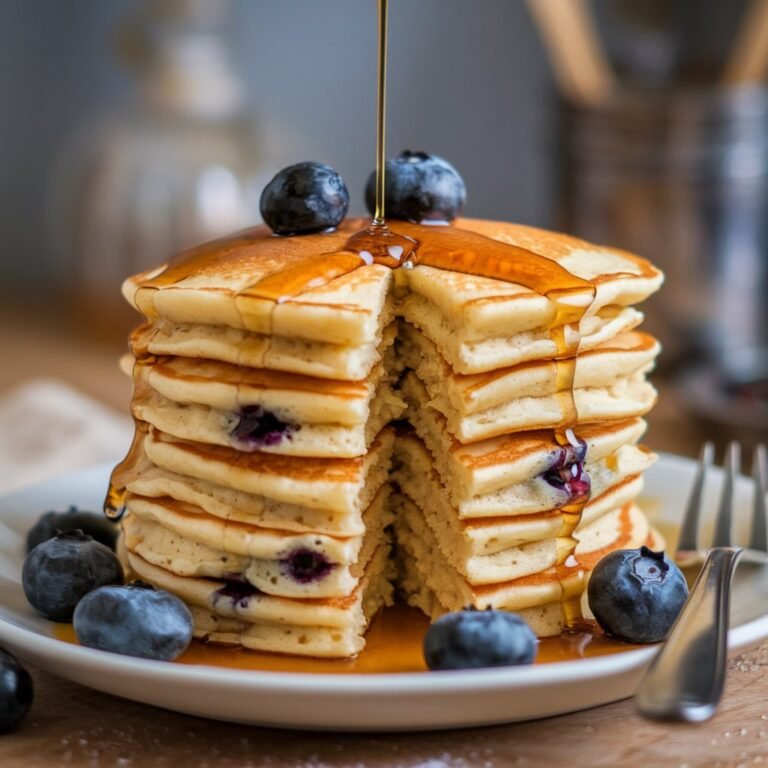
[109,217,664,657]
[393,219,664,636]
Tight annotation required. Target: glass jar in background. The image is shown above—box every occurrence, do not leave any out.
[47,0,300,341]
[560,86,768,447]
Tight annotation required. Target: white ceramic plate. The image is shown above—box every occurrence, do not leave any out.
[0,455,766,732]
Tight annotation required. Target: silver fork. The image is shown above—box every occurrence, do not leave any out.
[635,441,768,722]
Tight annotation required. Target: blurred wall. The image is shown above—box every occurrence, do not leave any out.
[0,0,554,287]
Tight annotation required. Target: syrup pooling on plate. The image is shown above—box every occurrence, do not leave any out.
[53,605,640,673]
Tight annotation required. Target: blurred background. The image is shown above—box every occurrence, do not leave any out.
[0,0,766,468]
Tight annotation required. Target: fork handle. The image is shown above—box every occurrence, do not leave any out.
[635,547,743,722]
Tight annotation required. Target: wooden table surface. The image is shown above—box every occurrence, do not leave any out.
[1,300,765,768]
[1,646,768,768]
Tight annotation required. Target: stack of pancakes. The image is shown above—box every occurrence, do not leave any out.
[110,217,664,656]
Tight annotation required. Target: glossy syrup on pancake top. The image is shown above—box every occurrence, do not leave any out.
[104,0,632,639]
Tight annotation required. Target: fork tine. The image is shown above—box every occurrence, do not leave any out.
[750,444,768,553]
[713,442,741,547]
[678,442,715,552]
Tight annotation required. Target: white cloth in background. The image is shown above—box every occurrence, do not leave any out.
[0,379,133,496]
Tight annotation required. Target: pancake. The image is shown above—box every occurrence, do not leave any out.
[400,297,644,375]
[123,218,662,345]
[131,316,397,381]
[399,530,668,639]
[121,484,392,599]
[126,334,405,458]
[399,375,652,503]
[395,495,657,636]
[394,434,653,553]
[135,356,391,426]
[398,324,659,440]
[402,218,663,327]
[122,543,395,658]
[132,380,404,458]
[124,241,395,346]
[134,425,395,516]
[123,459,370,536]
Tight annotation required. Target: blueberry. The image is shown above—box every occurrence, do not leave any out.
[280,548,334,584]
[542,444,591,502]
[22,531,123,622]
[260,161,349,235]
[26,506,119,553]
[423,608,537,670]
[364,150,466,223]
[213,579,262,609]
[0,648,33,734]
[588,546,689,643]
[73,582,193,661]
[231,406,298,449]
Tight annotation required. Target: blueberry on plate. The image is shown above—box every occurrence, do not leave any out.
[0,648,33,734]
[22,531,123,622]
[260,161,349,236]
[588,546,689,644]
[74,582,193,661]
[364,150,466,223]
[26,505,119,553]
[423,607,537,670]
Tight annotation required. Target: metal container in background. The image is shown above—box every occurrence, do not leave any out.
[560,86,768,373]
